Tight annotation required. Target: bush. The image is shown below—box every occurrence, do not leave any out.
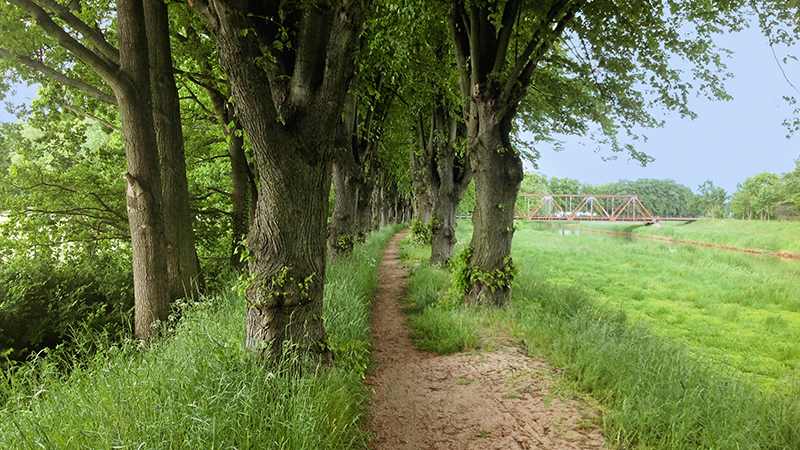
[0,252,133,363]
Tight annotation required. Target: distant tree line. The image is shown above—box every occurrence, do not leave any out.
[730,161,800,221]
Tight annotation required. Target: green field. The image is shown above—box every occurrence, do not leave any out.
[400,219,800,448]
[581,219,800,255]
[514,222,800,387]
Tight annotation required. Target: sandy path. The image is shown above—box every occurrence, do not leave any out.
[364,231,606,450]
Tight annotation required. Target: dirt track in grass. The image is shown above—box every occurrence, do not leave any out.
[364,231,606,450]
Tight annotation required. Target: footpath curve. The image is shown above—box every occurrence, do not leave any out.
[364,231,605,450]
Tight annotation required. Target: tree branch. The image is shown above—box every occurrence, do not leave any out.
[468,3,481,87]
[0,47,117,105]
[515,7,578,98]
[7,0,120,84]
[33,0,120,65]
[448,3,472,105]
[500,0,580,103]
[55,100,121,131]
[317,0,369,130]
[492,0,521,74]
[180,79,218,119]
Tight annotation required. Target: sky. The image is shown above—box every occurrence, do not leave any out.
[0,82,37,123]
[527,23,800,194]
[2,19,799,196]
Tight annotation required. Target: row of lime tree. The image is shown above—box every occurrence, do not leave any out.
[1,0,799,368]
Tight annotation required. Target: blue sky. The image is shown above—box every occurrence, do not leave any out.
[527,23,800,194]
[0,82,37,123]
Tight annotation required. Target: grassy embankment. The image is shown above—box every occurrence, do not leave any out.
[0,224,403,449]
[582,219,800,256]
[400,220,800,449]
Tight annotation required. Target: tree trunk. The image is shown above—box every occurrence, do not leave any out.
[205,85,253,269]
[245,143,332,362]
[116,0,171,339]
[425,107,471,265]
[227,122,250,268]
[329,74,389,252]
[431,191,461,264]
[355,177,373,240]
[411,150,432,222]
[463,101,522,306]
[144,0,204,299]
[329,157,358,257]
[191,0,367,362]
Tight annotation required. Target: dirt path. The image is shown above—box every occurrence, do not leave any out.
[365,231,606,450]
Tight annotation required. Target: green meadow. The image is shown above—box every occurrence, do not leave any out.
[582,219,800,255]
[515,222,800,386]
[400,220,800,448]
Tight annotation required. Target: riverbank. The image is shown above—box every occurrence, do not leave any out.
[580,219,800,256]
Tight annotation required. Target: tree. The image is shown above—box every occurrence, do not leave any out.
[415,97,472,264]
[1,0,204,339]
[696,180,729,221]
[732,171,781,220]
[599,179,697,217]
[401,4,473,264]
[330,73,392,258]
[189,0,369,360]
[446,0,742,306]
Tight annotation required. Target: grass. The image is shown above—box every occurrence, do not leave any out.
[0,224,404,449]
[398,219,800,449]
[581,219,800,255]
[398,237,482,355]
[516,223,800,386]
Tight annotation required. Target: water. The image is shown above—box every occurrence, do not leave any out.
[526,222,800,276]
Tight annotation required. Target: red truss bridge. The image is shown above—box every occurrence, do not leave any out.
[515,194,697,224]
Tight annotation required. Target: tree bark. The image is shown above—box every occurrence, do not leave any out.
[447,0,574,306]
[355,176,373,240]
[410,137,434,223]
[463,97,522,306]
[144,0,204,299]
[329,83,361,258]
[419,103,472,265]
[329,74,390,256]
[227,121,250,267]
[329,156,359,257]
[7,0,184,340]
[191,0,367,362]
[116,0,171,339]
[206,85,252,269]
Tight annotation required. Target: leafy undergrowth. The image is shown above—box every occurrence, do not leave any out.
[399,223,800,449]
[582,219,800,255]
[0,224,403,450]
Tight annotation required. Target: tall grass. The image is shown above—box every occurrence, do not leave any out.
[0,224,403,449]
[398,237,482,355]
[399,221,800,449]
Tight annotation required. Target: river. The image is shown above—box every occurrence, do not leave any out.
[527,222,800,277]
